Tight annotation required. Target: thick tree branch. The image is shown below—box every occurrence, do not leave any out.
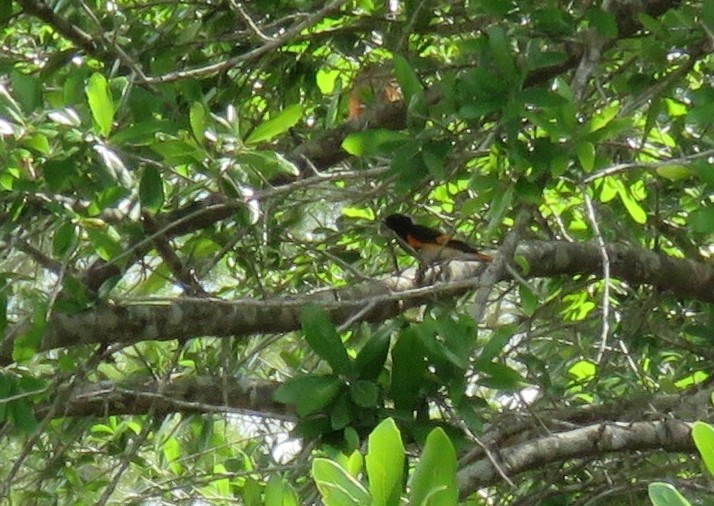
[3,240,714,364]
[41,375,290,420]
[457,418,693,495]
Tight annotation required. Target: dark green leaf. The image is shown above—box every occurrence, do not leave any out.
[274,375,343,416]
[354,331,391,380]
[392,55,423,105]
[301,305,352,375]
[139,167,165,212]
[53,222,75,258]
[391,329,426,410]
[350,380,379,408]
[586,8,618,38]
[487,26,517,83]
[10,70,41,113]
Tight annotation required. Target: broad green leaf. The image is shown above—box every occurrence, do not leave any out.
[354,331,391,380]
[330,391,352,430]
[53,222,75,258]
[689,206,714,234]
[585,8,618,38]
[478,362,526,391]
[10,69,42,112]
[366,418,404,506]
[23,133,50,154]
[648,482,692,506]
[139,167,165,212]
[409,427,458,506]
[487,26,517,82]
[391,329,426,410]
[234,151,300,180]
[301,305,352,375]
[265,474,298,506]
[618,187,647,224]
[657,164,693,181]
[692,421,714,478]
[568,360,597,382]
[189,102,207,143]
[342,129,408,156]
[349,380,379,408]
[313,458,372,506]
[85,73,115,136]
[86,228,123,261]
[392,54,423,104]
[10,399,38,433]
[703,0,714,33]
[245,104,303,145]
[274,375,343,416]
[576,142,595,172]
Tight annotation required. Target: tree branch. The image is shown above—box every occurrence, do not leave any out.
[3,240,714,364]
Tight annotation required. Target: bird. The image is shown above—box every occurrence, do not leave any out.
[383,213,493,264]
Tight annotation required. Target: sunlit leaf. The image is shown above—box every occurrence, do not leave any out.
[85,73,115,136]
[245,104,303,145]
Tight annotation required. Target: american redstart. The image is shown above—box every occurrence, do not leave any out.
[384,213,493,264]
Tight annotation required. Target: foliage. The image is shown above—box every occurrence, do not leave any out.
[1,0,714,504]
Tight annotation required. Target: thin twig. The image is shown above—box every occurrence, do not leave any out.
[582,191,611,364]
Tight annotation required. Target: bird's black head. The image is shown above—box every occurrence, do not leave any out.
[384,213,413,237]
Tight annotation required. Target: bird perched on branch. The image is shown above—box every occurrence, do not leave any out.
[383,213,493,264]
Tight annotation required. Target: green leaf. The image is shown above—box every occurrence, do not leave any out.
[703,0,714,33]
[10,399,38,433]
[478,362,526,391]
[53,222,75,258]
[85,73,115,136]
[265,474,298,506]
[10,70,42,113]
[487,26,517,83]
[656,164,691,181]
[618,186,647,224]
[13,303,46,362]
[312,458,372,506]
[568,359,597,382]
[349,380,379,408]
[648,482,692,506]
[341,129,408,156]
[585,8,618,38]
[392,55,423,104]
[189,102,207,143]
[86,228,123,261]
[391,329,426,410]
[354,331,391,380]
[409,427,458,506]
[301,305,352,375]
[689,206,714,234]
[139,167,165,212]
[693,421,714,478]
[234,151,300,180]
[274,375,343,416]
[245,104,303,145]
[366,418,405,506]
[478,325,517,365]
[576,142,595,172]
